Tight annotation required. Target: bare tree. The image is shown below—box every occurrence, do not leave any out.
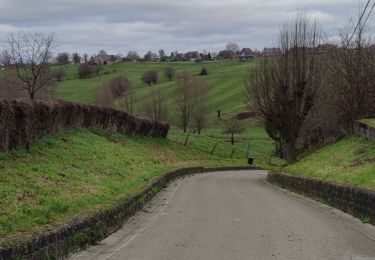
[117,77,135,113]
[164,67,175,81]
[246,12,324,162]
[126,51,139,61]
[94,76,131,108]
[327,11,375,129]
[143,86,168,121]
[72,52,81,64]
[191,80,210,134]
[0,50,11,67]
[175,72,194,132]
[56,52,70,65]
[223,117,245,145]
[5,31,55,100]
[83,53,89,63]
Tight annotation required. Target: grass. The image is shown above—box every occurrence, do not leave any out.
[359,118,375,128]
[54,61,256,120]
[0,125,281,244]
[283,136,375,189]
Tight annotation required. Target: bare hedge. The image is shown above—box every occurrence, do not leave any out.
[0,99,169,151]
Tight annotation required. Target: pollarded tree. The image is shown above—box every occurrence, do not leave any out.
[246,11,324,162]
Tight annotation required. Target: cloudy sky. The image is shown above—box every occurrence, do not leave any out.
[0,0,369,56]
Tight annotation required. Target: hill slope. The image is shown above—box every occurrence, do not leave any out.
[55,61,256,119]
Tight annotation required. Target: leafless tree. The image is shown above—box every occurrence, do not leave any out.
[0,50,11,67]
[191,80,210,134]
[223,117,245,145]
[143,86,168,121]
[246,11,324,162]
[56,52,70,65]
[5,31,55,100]
[78,63,92,78]
[127,51,139,61]
[94,76,131,108]
[117,77,135,113]
[72,52,81,64]
[327,11,375,129]
[164,67,175,81]
[175,72,194,132]
[83,53,89,63]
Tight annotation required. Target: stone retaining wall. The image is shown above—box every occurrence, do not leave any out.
[267,172,375,224]
[0,166,252,260]
[354,121,375,141]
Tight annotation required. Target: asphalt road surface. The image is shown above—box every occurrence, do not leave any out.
[71,170,375,260]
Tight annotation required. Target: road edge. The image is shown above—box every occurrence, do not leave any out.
[267,172,375,226]
[0,166,254,260]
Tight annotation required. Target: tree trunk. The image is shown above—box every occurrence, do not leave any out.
[284,138,297,163]
[231,133,234,145]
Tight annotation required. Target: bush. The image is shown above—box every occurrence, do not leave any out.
[164,67,175,81]
[51,69,65,82]
[200,68,208,76]
[0,100,170,151]
[141,70,158,86]
[78,64,92,78]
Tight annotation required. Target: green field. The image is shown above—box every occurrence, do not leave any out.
[54,61,256,121]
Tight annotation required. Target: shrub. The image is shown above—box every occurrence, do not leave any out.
[78,64,92,78]
[51,69,65,82]
[200,68,208,76]
[164,67,175,81]
[141,70,158,86]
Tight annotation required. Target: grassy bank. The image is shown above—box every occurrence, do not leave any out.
[283,136,375,189]
[0,126,279,244]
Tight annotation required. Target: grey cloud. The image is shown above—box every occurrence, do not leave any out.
[0,0,368,55]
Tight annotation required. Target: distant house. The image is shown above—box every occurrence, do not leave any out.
[185,51,199,61]
[262,47,282,56]
[240,48,253,55]
[174,53,185,61]
[238,48,254,61]
[93,53,121,65]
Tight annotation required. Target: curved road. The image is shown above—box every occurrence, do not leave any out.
[71,170,375,260]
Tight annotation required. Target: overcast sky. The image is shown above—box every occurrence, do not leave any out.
[0,0,370,56]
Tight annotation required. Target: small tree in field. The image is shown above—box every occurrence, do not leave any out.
[164,67,175,81]
[56,52,70,65]
[223,117,245,145]
[78,63,92,78]
[191,80,210,134]
[143,86,168,121]
[141,70,158,85]
[175,72,193,132]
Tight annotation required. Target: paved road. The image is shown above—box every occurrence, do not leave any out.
[71,170,375,260]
